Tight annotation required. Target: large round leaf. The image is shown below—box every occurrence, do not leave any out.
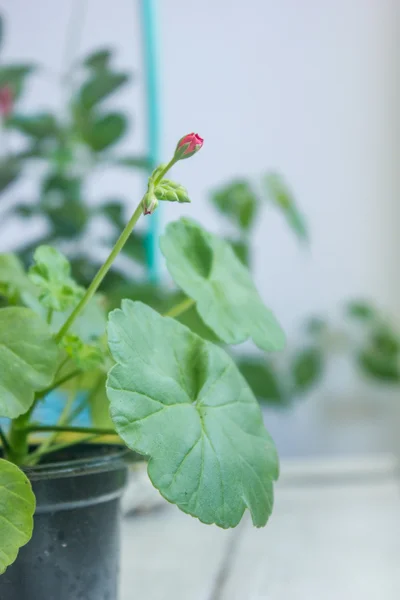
[160,218,285,351]
[107,300,279,528]
[0,307,59,418]
[0,459,36,574]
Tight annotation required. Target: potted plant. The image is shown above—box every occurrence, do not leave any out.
[0,133,286,600]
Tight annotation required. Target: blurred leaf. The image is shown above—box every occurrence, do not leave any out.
[0,253,36,303]
[346,300,377,321]
[211,180,259,232]
[82,112,127,151]
[237,357,287,405]
[6,113,59,139]
[79,72,128,110]
[84,48,112,71]
[101,201,125,229]
[14,204,36,218]
[161,218,285,351]
[115,155,151,170]
[29,245,84,312]
[61,334,105,372]
[41,174,88,238]
[227,238,250,266]
[305,316,327,335]
[370,328,400,358]
[358,348,400,382]
[0,64,35,99]
[0,158,20,192]
[291,347,323,394]
[264,172,308,242]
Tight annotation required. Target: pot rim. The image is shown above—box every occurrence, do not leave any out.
[22,443,133,481]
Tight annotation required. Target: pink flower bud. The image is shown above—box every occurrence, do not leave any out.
[0,86,13,118]
[174,132,204,161]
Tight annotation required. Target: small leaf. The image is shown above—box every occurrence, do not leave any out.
[84,48,113,71]
[155,179,190,204]
[61,334,105,371]
[0,459,36,574]
[114,156,151,170]
[346,300,377,321]
[358,348,400,382]
[0,307,59,418]
[79,72,128,110]
[264,173,308,242]
[29,246,84,312]
[0,253,36,303]
[160,218,285,351]
[238,357,286,405]
[82,112,127,151]
[89,375,114,428]
[291,347,323,393]
[211,180,259,231]
[6,113,58,139]
[107,301,279,528]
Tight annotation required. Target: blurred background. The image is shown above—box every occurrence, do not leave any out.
[0,1,399,597]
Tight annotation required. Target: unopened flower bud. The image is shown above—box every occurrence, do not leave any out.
[174,132,203,161]
[142,191,159,215]
[155,180,190,204]
[0,86,13,118]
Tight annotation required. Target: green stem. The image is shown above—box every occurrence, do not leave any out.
[164,297,195,319]
[23,425,115,436]
[47,308,54,325]
[56,200,144,342]
[33,376,81,459]
[0,426,9,452]
[25,433,101,466]
[153,157,177,185]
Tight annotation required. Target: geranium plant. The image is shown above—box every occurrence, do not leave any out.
[0,134,285,574]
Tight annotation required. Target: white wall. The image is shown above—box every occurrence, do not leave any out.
[1,0,399,333]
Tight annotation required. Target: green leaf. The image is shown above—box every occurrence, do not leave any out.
[6,113,58,139]
[358,348,400,382]
[227,238,250,266]
[370,328,400,358]
[237,357,287,405]
[61,334,105,371]
[41,174,88,238]
[29,246,84,312]
[101,201,125,229]
[0,307,59,418]
[346,300,377,321]
[79,72,128,110]
[82,112,127,151]
[0,64,36,100]
[0,158,20,193]
[107,300,279,528]
[113,156,151,170]
[84,48,113,71]
[0,459,36,574]
[0,253,35,303]
[291,347,323,393]
[160,218,285,351]
[264,173,308,242]
[211,180,259,232]
[155,179,190,204]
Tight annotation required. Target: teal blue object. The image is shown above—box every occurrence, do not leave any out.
[140,0,161,283]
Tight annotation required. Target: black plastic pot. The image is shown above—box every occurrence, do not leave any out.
[0,444,129,600]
